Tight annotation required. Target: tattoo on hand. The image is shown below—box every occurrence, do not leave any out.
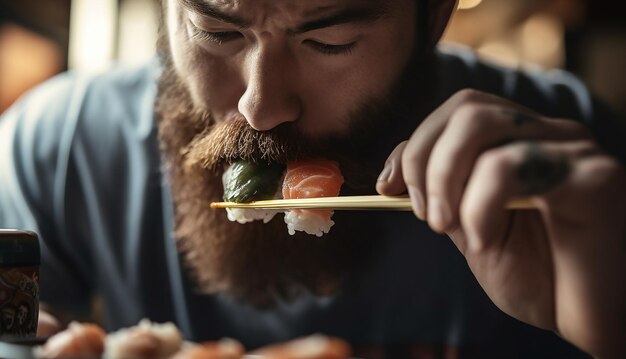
[517,143,570,195]
[503,109,539,128]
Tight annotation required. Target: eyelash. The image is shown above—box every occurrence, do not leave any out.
[190,24,357,56]
[305,40,357,55]
[191,29,242,44]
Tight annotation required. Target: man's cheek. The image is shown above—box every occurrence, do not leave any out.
[182,58,242,113]
[175,59,219,109]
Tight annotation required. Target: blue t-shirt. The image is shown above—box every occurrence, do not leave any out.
[1,46,619,358]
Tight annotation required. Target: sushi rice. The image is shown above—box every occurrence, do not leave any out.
[225,207,279,224]
[227,208,335,237]
[284,211,335,237]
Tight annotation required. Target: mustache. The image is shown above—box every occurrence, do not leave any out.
[183,115,313,172]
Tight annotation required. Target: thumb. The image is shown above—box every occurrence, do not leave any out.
[376,141,408,195]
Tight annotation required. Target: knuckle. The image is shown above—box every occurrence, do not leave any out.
[560,119,594,139]
[459,197,480,229]
[400,150,423,187]
[476,147,515,174]
[570,139,602,158]
[426,156,456,189]
[387,141,408,162]
[569,157,626,208]
[453,88,484,104]
[394,140,409,153]
[401,144,421,166]
[581,156,624,184]
[450,104,492,131]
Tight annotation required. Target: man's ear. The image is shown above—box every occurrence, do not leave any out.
[427,0,458,46]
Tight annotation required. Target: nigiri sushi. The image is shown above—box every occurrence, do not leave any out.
[103,319,183,359]
[170,338,245,359]
[282,159,344,237]
[35,322,106,359]
[252,334,352,359]
[222,160,285,224]
[220,159,344,237]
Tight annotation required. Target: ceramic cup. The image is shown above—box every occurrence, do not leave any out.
[0,230,40,337]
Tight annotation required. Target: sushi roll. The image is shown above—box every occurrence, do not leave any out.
[222,160,285,224]
[35,322,106,359]
[282,160,344,237]
[103,319,183,359]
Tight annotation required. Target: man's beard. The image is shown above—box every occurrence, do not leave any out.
[155,34,434,307]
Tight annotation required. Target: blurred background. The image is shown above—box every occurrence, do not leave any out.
[0,0,625,114]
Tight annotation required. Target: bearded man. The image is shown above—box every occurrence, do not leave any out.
[1,0,625,358]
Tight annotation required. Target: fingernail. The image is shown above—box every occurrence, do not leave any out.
[377,162,392,183]
[428,196,450,232]
[408,186,425,220]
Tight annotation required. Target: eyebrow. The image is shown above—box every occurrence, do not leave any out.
[179,0,388,33]
[179,0,250,28]
[291,6,389,34]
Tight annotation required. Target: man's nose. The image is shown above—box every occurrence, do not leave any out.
[238,45,301,131]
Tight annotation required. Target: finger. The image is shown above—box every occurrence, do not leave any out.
[376,141,408,195]
[398,89,495,218]
[544,153,626,352]
[460,141,573,252]
[37,310,62,337]
[426,105,591,232]
[511,142,626,352]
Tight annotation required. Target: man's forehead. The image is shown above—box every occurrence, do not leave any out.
[302,0,390,18]
[179,0,388,18]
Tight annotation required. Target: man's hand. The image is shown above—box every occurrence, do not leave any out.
[37,309,61,337]
[376,89,626,358]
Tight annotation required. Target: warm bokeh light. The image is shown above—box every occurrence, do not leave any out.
[68,0,117,71]
[0,23,63,112]
[476,38,520,68]
[118,0,159,66]
[458,0,483,10]
[444,0,566,70]
[520,14,565,69]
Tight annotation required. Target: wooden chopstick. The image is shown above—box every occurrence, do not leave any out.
[210,195,535,211]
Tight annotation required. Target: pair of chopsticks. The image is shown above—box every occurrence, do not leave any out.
[210,195,534,211]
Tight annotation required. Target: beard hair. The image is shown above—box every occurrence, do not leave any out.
[154,25,435,306]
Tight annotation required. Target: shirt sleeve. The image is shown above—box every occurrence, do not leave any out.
[0,73,93,315]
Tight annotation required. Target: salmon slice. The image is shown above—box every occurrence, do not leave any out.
[282,159,344,236]
[170,339,244,359]
[282,159,344,220]
[37,322,106,359]
[253,334,352,359]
